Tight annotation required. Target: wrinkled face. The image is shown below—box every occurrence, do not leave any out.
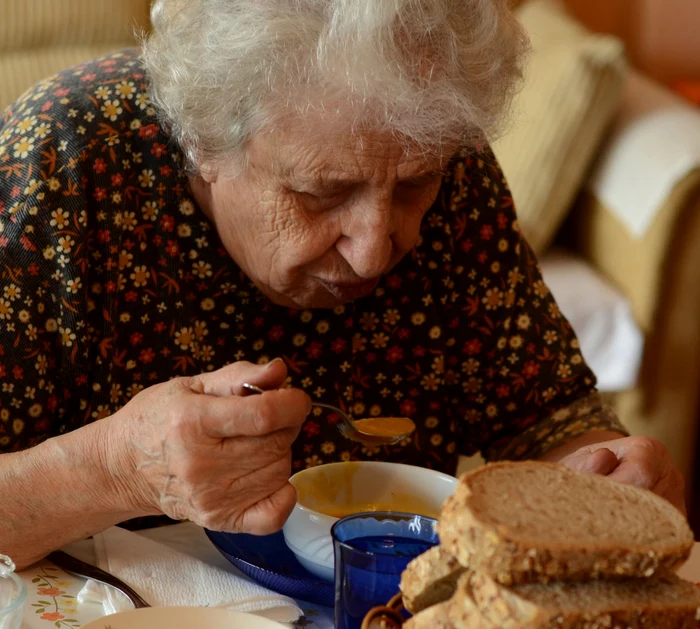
[190,119,455,309]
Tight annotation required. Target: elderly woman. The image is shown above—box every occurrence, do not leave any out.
[0,0,685,569]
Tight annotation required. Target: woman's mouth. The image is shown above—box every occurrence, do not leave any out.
[316,277,380,301]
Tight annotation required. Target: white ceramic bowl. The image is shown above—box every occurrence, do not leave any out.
[282,461,458,581]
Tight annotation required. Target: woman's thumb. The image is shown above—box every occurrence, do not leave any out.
[559,446,620,476]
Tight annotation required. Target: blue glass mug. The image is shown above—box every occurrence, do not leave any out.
[332,512,439,629]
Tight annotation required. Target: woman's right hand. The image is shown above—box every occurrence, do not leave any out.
[106,359,311,535]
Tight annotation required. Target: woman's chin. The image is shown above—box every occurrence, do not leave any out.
[260,280,376,310]
[255,284,346,310]
[315,278,379,304]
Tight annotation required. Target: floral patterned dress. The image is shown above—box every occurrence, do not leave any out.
[0,50,625,479]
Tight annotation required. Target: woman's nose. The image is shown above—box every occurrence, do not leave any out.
[336,202,395,279]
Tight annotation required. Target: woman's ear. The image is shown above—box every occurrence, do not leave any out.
[198,162,219,184]
[187,172,215,221]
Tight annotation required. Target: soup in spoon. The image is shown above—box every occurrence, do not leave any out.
[353,416,416,439]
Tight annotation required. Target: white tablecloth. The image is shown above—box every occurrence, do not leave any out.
[17,524,700,629]
[18,523,333,629]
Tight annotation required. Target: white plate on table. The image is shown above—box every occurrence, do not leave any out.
[82,607,285,629]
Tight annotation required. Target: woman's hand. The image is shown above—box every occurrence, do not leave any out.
[557,435,687,515]
[107,359,311,535]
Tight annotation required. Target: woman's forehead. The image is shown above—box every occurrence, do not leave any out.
[251,121,455,182]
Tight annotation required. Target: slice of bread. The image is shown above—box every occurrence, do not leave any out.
[468,570,700,629]
[400,545,467,614]
[439,461,693,585]
[403,592,497,629]
[403,601,453,629]
[446,573,497,628]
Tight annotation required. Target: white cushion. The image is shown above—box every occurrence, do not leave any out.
[588,71,700,239]
[539,249,643,392]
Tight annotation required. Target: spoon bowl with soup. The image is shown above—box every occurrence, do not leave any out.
[242,383,416,445]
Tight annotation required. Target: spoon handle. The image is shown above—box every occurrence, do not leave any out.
[47,550,151,609]
[310,401,346,416]
[241,383,266,395]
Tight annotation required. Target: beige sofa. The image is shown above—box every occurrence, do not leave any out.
[0,0,151,111]
[565,71,700,510]
[2,1,699,520]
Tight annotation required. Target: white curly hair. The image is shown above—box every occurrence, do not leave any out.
[141,0,528,171]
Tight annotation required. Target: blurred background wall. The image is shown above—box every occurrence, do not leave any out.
[562,0,700,84]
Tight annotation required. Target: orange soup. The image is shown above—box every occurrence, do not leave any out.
[353,416,416,438]
[315,496,440,520]
[293,461,442,519]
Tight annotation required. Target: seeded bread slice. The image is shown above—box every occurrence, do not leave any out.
[403,601,453,629]
[400,545,468,614]
[439,461,693,585]
[445,573,497,628]
[468,571,700,629]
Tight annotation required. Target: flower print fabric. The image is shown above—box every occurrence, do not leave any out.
[0,50,625,478]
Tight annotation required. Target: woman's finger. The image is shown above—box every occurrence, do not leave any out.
[195,387,311,438]
[559,447,619,476]
[652,468,687,515]
[605,453,659,491]
[223,481,298,536]
[184,358,288,397]
[217,426,303,473]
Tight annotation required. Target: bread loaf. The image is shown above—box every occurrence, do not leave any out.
[445,573,497,628]
[468,570,700,629]
[403,601,453,629]
[439,461,693,585]
[400,545,467,614]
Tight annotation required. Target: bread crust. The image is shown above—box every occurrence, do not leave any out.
[469,570,700,629]
[438,461,693,586]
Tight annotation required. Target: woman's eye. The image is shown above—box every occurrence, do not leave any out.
[403,173,444,190]
[395,176,442,200]
[296,190,346,209]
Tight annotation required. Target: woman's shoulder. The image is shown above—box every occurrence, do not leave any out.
[0,47,182,289]
[428,144,515,245]
[0,49,159,163]
[2,49,147,127]
[442,145,509,199]
[0,48,178,226]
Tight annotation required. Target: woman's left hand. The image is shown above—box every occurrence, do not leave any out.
[557,435,687,515]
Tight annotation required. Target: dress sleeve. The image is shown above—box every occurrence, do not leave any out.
[442,148,628,461]
[0,86,89,452]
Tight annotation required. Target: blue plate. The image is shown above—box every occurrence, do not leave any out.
[205,530,335,607]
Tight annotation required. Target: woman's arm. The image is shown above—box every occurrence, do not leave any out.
[1,359,311,569]
[539,429,624,463]
[1,416,145,569]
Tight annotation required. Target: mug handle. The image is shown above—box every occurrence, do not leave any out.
[361,593,406,629]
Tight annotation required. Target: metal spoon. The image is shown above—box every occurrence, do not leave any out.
[241,383,413,445]
[48,550,150,609]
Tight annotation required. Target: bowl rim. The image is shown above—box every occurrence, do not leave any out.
[288,461,458,519]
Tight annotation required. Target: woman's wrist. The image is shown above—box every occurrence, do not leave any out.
[97,410,161,518]
[36,415,157,522]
